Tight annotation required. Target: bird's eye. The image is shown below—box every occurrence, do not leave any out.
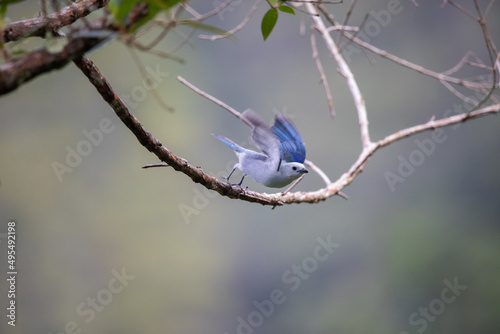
[292,166,297,171]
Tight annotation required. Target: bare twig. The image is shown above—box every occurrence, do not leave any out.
[199,0,263,41]
[439,80,479,106]
[347,31,493,90]
[305,159,331,185]
[318,4,497,97]
[177,76,253,127]
[470,0,498,112]
[127,47,174,112]
[337,0,357,46]
[483,0,496,18]
[126,6,183,52]
[377,104,500,147]
[441,51,483,76]
[281,174,306,195]
[182,0,233,22]
[444,0,476,20]
[307,3,372,149]
[142,163,170,168]
[311,27,335,118]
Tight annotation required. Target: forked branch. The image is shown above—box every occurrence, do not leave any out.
[76,1,499,206]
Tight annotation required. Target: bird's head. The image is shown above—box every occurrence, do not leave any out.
[280,162,308,179]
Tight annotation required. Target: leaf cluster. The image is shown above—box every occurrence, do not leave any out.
[261,0,295,40]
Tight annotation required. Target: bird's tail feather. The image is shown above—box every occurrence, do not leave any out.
[212,134,244,153]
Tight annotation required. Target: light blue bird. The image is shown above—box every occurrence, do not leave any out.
[213,109,308,188]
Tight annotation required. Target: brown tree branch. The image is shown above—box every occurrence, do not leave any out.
[1,0,109,43]
[0,34,103,95]
[0,0,113,95]
[0,0,152,96]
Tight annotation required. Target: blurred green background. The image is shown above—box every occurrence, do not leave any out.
[1,1,499,333]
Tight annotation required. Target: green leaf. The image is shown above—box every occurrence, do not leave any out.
[278,5,295,15]
[261,8,278,41]
[147,0,184,10]
[129,3,161,31]
[109,0,185,29]
[0,0,26,6]
[109,0,138,23]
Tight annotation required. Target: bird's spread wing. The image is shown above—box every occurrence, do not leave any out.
[241,109,281,165]
[271,114,306,164]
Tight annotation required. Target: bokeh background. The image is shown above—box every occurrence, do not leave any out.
[1,1,500,333]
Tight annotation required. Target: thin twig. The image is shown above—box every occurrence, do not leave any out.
[305,159,331,185]
[445,0,476,20]
[483,0,495,19]
[337,0,357,47]
[142,163,170,168]
[199,0,263,41]
[177,76,253,127]
[340,30,491,91]
[469,0,498,113]
[439,80,478,106]
[307,3,372,149]
[281,174,306,195]
[182,0,233,21]
[311,27,335,118]
[377,104,500,148]
[317,4,495,94]
[441,51,482,76]
[127,47,174,112]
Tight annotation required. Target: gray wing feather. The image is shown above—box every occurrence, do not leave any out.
[241,109,280,165]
